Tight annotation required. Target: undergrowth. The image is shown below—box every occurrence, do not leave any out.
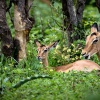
[0,0,100,100]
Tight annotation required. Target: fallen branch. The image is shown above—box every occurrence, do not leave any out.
[12,75,52,89]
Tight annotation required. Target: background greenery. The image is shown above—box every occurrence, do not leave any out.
[0,0,100,100]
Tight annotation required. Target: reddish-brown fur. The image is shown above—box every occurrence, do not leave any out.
[55,60,100,72]
[35,40,100,72]
[82,23,100,61]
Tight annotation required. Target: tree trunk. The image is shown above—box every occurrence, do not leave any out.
[67,0,77,26]
[62,0,72,46]
[13,0,34,61]
[62,0,86,46]
[0,0,13,57]
[76,0,86,23]
[95,0,100,13]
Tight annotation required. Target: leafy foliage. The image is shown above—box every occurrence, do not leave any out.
[0,0,100,100]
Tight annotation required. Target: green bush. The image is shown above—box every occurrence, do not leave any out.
[0,0,100,100]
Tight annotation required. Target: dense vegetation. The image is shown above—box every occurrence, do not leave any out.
[0,0,100,100]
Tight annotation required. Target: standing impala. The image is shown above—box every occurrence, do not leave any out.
[82,23,100,61]
[35,40,100,72]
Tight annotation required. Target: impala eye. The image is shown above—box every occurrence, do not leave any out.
[91,32,96,36]
[44,48,48,52]
[92,39,98,44]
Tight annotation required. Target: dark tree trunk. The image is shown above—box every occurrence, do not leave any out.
[0,0,34,62]
[76,0,86,23]
[62,0,86,46]
[67,0,77,26]
[95,0,100,13]
[0,0,13,56]
[13,0,34,61]
[62,0,72,46]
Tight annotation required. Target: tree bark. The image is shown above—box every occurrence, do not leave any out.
[13,0,34,61]
[62,0,77,46]
[62,0,72,46]
[0,0,13,57]
[62,0,86,46]
[76,0,86,23]
[67,0,77,26]
[95,0,100,13]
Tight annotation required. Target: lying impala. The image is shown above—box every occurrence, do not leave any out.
[82,23,100,61]
[35,40,100,72]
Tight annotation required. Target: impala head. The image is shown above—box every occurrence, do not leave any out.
[82,23,100,59]
[35,40,59,61]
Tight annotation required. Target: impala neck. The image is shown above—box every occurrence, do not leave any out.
[97,52,100,61]
[96,42,100,61]
[42,57,48,67]
[42,53,48,67]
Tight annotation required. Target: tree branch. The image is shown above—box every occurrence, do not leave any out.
[95,0,100,13]
[76,0,86,23]
[0,0,13,57]
[67,0,77,26]
[12,75,52,88]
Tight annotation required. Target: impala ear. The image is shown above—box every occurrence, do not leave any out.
[91,23,98,33]
[34,40,41,47]
[48,40,59,50]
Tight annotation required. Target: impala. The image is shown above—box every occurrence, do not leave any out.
[35,40,100,72]
[82,23,100,61]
